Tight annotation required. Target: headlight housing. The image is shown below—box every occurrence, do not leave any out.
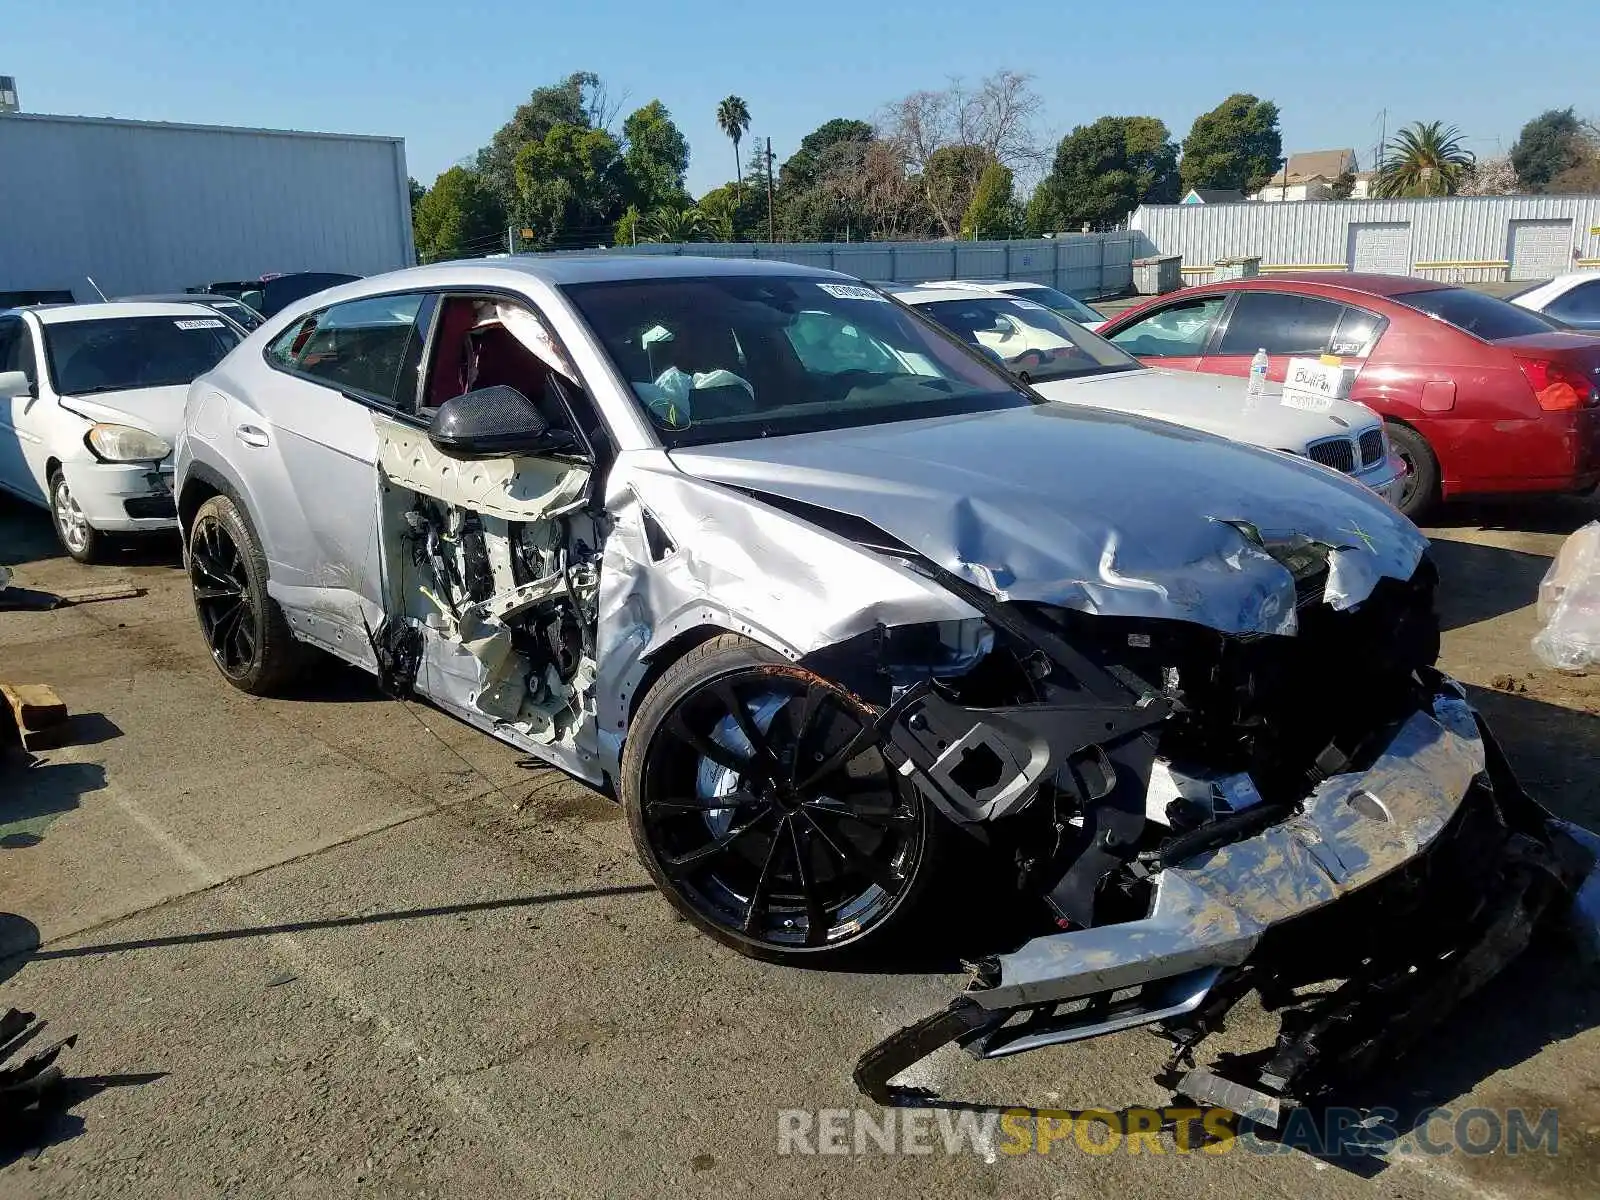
[85,423,172,463]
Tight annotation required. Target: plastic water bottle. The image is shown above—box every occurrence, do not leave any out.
[1246,347,1270,409]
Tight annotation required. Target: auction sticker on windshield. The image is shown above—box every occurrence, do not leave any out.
[816,283,887,302]
[174,318,225,330]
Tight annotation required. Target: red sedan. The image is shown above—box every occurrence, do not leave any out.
[1097,274,1600,519]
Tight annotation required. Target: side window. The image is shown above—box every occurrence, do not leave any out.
[419,296,578,434]
[1546,280,1600,325]
[1331,306,1389,357]
[266,294,426,405]
[1108,296,1227,357]
[0,321,35,383]
[1216,292,1344,357]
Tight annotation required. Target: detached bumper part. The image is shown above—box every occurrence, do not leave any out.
[855,690,1590,1115]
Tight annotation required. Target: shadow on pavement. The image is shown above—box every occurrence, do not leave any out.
[1430,494,1599,537]
[1469,683,1600,829]
[1429,537,1553,631]
[1,1071,169,1170]
[28,883,657,963]
[0,914,41,985]
[0,758,106,851]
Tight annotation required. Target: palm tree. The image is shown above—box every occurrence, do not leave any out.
[642,205,708,244]
[716,96,752,203]
[1374,122,1475,198]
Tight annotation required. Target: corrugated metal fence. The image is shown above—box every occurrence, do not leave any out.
[538,233,1136,297]
[1131,195,1600,286]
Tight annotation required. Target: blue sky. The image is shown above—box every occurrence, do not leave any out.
[8,0,1592,196]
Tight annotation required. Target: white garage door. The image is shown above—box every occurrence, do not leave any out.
[1348,222,1413,274]
[1509,219,1573,280]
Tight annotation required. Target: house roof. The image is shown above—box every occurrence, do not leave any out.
[1262,148,1358,186]
[1184,188,1247,204]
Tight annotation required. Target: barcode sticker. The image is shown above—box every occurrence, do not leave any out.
[816,283,887,302]
[175,318,225,330]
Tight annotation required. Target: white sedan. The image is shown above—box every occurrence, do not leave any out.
[1508,272,1600,331]
[893,286,1403,502]
[0,301,242,561]
[916,278,1107,330]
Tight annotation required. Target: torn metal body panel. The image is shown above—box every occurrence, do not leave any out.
[668,402,1428,635]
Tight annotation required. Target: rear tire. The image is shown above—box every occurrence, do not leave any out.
[1387,422,1439,522]
[48,470,107,564]
[622,633,949,964]
[187,493,301,695]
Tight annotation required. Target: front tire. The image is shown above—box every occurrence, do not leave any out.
[622,634,947,963]
[187,494,300,695]
[49,470,106,564]
[1387,421,1440,522]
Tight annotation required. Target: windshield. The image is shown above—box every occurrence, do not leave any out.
[1392,287,1561,340]
[210,299,264,330]
[43,315,241,395]
[915,295,1140,383]
[1005,285,1103,325]
[564,275,1035,446]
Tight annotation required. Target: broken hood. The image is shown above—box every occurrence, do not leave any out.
[667,402,1428,637]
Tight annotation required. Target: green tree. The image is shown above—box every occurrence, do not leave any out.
[1511,108,1585,192]
[622,100,690,214]
[1373,122,1474,197]
[477,72,612,213]
[1329,169,1356,199]
[960,162,1020,239]
[1180,94,1283,193]
[920,144,994,238]
[412,167,506,262]
[696,182,764,241]
[514,123,625,248]
[779,118,875,191]
[716,96,752,202]
[1030,116,1179,233]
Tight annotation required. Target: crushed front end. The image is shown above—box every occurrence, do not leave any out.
[852,553,1593,1123]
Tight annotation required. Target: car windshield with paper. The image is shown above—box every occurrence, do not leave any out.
[915,295,1141,383]
[43,316,242,396]
[564,275,1035,446]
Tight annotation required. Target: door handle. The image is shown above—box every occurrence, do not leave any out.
[235,424,270,448]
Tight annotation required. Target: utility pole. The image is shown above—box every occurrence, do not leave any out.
[765,137,776,243]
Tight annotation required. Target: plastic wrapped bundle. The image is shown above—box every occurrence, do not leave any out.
[1533,521,1600,673]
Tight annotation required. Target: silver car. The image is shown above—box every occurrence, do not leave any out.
[174,257,1588,1119]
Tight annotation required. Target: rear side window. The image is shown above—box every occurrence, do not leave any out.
[1392,287,1559,340]
[267,294,427,406]
[1107,295,1227,357]
[1546,280,1600,325]
[1331,306,1388,357]
[1216,292,1344,356]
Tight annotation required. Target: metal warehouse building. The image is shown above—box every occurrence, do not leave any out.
[0,113,415,305]
[1131,195,1600,286]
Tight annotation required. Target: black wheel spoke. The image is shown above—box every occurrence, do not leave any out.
[742,815,790,935]
[713,679,780,777]
[661,809,773,877]
[794,720,875,792]
[192,583,241,602]
[799,810,903,895]
[668,710,749,776]
[787,683,830,786]
[788,817,830,946]
[647,788,759,813]
[804,795,915,829]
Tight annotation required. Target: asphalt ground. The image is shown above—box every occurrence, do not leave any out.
[2,483,1599,1200]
